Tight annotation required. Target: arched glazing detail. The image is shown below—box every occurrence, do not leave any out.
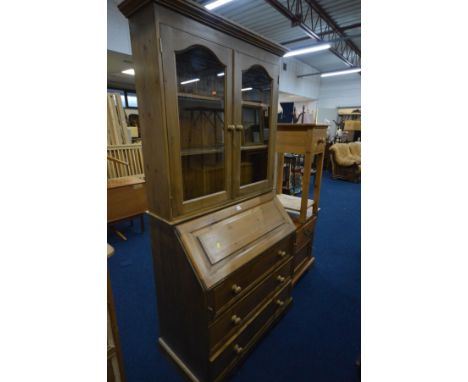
[240,65,272,186]
[176,45,226,201]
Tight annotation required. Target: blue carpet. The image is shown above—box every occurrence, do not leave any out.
[108,170,361,381]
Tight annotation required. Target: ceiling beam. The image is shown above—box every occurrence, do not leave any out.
[319,22,361,37]
[281,32,360,46]
[264,0,360,67]
[306,0,361,55]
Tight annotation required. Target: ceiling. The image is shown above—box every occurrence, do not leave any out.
[279,91,315,103]
[194,0,360,73]
[107,50,135,89]
[316,0,360,50]
[108,0,361,88]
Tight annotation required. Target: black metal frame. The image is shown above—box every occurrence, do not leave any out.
[264,0,360,67]
[107,87,139,109]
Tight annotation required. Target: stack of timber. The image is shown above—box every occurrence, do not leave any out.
[107,143,145,179]
[107,92,144,179]
[107,92,130,145]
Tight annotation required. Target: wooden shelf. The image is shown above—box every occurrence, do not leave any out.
[181,145,224,156]
[242,100,269,108]
[178,92,223,102]
[241,144,268,151]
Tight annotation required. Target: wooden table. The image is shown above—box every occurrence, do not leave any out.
[107,176,148,240]
[276,123,328,284]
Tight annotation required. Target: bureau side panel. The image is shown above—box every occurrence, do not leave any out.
[150,217,209,380]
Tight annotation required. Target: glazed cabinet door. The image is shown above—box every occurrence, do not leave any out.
[160,25,234,217]
[232,51,279,198]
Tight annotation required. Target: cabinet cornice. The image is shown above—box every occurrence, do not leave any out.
[118,0,288,57]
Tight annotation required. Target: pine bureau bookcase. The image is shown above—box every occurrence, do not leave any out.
[119,1,295,381]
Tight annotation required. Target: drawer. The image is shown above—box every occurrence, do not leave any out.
[312,128,327,154]
[209,259,292,352]
[295,216,317,250]
[107,181,147,223]
[209,284,292,379]
[209,235,293,314]
[293,242,311,271]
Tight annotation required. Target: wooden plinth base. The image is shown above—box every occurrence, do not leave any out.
[158,300,292,382]
[159,338,200,382]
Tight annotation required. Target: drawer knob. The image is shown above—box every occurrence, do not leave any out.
[233,344,243,354]
[276,299,285,307]
[231,284,242,294]
[277,250,287,258]
[231,315,242,325]
[276,275,285,283]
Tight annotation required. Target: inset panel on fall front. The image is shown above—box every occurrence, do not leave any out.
[176,46,227,201]
[240,65,272,186]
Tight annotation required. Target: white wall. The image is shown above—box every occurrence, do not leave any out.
[107,0,132,55]
[317,75,361,109]
[316,75,361,136]
[279,58,321,100]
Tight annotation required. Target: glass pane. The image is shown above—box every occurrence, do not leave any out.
[127,92,138,108]
[241,65,271,104]
[240,148,268,186]
[240,66,271,186]
[241,107,269,145]
[176,46,226,201]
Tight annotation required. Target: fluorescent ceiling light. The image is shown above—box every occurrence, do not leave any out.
[321,68,361,77]
[241,87,252,92]
[283,44,331,57]
[205,0,233,10]
[122,68,135,76]
[180,78,200,85]
[217,72,225,77]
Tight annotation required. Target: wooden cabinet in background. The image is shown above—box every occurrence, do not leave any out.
[107,176,147,224]
[337,107,361,142]
[119,1,294,381]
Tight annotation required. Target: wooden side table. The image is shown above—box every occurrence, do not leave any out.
[107,176,148,240]
[276,123,328,284]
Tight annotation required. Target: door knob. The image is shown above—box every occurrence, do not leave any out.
[277,250,287,258]
[231,315,242,325]
[276,299,285,307]
[276,275,285,283]
[231,284,242,294]
[234,344,243,354]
